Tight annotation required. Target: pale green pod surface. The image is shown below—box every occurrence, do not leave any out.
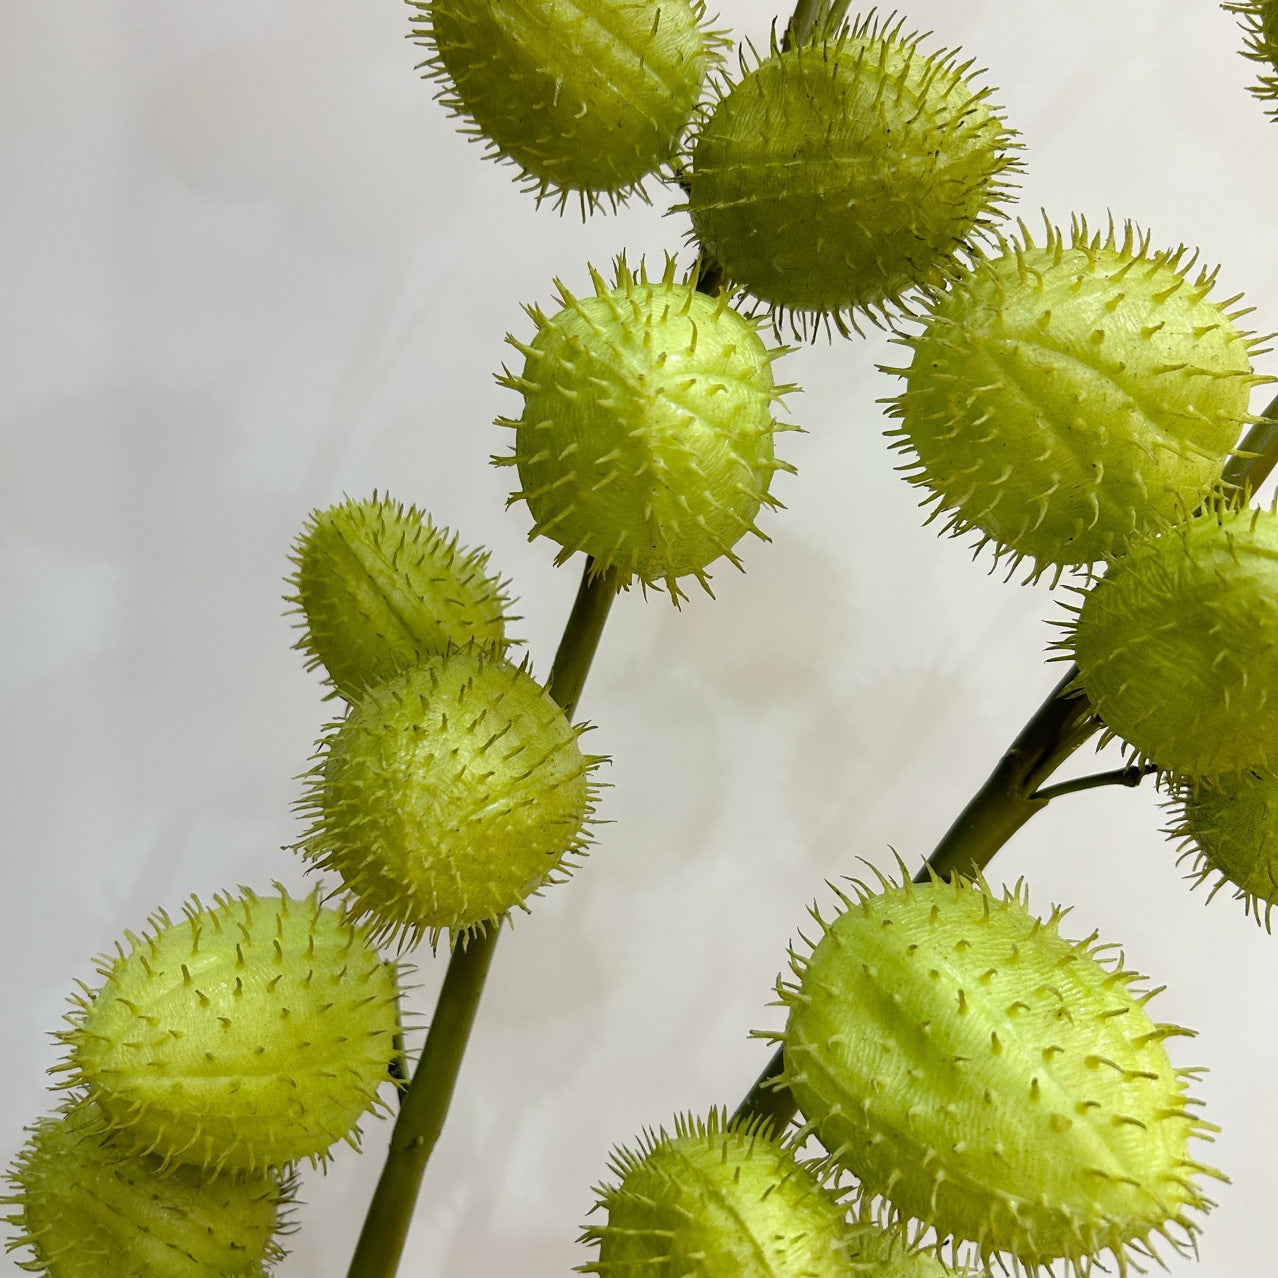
[497,258,793,601]
[4,1106,291,1277]
[1169,769,1278,928]
[885,220,1259,571]
[780,875,1216,1274]
[1071,505,1278,779]
[579,1112,858,1276]
[55,889,401,1174]
[298,649,600,946]
[413,0,725,209]
[686,16,1018,330]
[286,493,512,702]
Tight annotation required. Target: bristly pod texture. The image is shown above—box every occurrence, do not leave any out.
[883,216,1265,575]
[496,256,795,602]
[285,492,514,702]
[682,13,1020,335]
[776,871,1219,1276]
[410,0,728,213]
[1224,2,1278,117]
[297,648,602,948]
[1167,768,1278,930]
[52,887,402,1175]
[578,1109,959,1277]
[1068,502,1278,780]
[3,1104,293,1277]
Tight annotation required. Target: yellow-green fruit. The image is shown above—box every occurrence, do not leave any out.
[4,1106,291,1277]
[885,219,1260,571]
[579,1112,858,1276]
[54,889,401,1174]
[412,0,726,210]
[298,649,599,946]
[685,16,1019,330]
[286,493,512,701]
[779,874,1216,1273]
[497,258,793,600]
[1169,770,1278,928]
[1070,504,1278,779]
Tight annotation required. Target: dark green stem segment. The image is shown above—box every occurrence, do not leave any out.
[347,561,620,1278]
[733,393,1278,1136]
[1223,390,1278,492]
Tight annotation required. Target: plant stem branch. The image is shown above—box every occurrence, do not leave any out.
[1030,764,1156,803]
[347,560,620,1278]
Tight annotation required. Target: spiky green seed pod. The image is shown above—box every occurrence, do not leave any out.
[411,0,727,212]
[53,888,401,1174]
[298,649,600,947]
[1168,769,1278,929]
[1070,503,1278,779]
[683,15,1019,333]
[578,1111,859,1276]
[286,493,513,701]
[777,871,1218,1275]
[4,1106,292,1277]
[1225,2,1278,117]
[884,218,1263,574]
[496,258,794,601]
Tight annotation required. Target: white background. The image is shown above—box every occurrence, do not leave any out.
[4,2,1278,1275]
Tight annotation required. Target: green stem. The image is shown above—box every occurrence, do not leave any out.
[1223,389,1278,492]
[781,0,823,49]
[1031,764,1155,803]
[346,561,620,1278]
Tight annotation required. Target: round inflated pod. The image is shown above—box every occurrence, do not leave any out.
[496,257,795,602]
[884,217,1264,575]
[53,888,402,1174]
[684,15,1020,333]
[413,0,728,211]
[298,648,602,947]
[775,869,1219,1275]
[287,492,514,701]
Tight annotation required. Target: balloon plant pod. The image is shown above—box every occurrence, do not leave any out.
[578,1108,963,1277]
[3,1104,294,1278]
[772,869,1220,1276]
[883,216,1267,578]
[683,12,1020,335]
[297,647,603,948]
[1167,768,1278,930]
[1067,501,1278,780]
[286,492,515,703]
[412,0,729,213]
[496,256,796,602]
[51,888,403,1176]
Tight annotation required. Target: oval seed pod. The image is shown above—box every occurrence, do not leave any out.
[778,872,1218,1274]
[1069,503,1278,779]
[1168,769,1278,929]
[884,217,1263,574]
[412,0,727,212]
[297,649,601,947]
[4,1106,292,1278]
[286,492,513,702]
[53,888,401,1174]
[579,1111,851,1277]
[496,257,794,602]
[684,15,1019,333]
